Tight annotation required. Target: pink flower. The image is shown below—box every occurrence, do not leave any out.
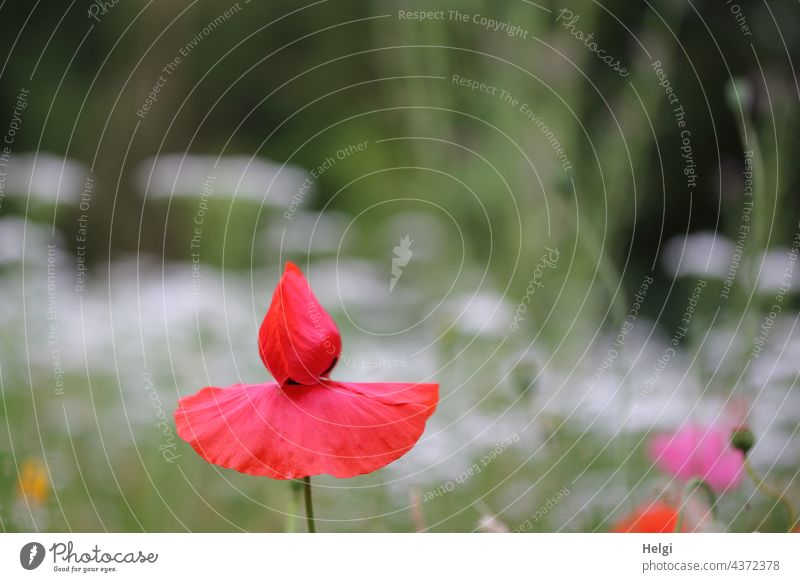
[649,425,744,493]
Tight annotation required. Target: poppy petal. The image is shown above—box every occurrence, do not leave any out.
[649,425,744,493]
[258,262,341,385]
[694,430,744,492]
[612,501,682,533]
[174,380,438,479]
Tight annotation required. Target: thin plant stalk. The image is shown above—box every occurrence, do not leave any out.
[303,476,316,533]
[744,458,797,532]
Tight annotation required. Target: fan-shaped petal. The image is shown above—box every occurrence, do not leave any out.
[174,380,438,479]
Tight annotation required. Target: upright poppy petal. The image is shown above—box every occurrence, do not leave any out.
[258,262,341,385]
[174,380,438,479]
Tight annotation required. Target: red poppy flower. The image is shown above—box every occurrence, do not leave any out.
[174,262,438,479]
[612,501,683,533]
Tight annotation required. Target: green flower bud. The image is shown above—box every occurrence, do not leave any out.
[730,427,755,455]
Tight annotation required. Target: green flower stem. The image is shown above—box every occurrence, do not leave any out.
[303,476,316,533]
[284,480,303,533]
[675,478,717,532]
[744,458,797,532]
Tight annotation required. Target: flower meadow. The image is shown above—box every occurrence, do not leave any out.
[1,1,799,535]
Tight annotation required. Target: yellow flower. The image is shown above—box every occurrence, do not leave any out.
[17,458,49,504]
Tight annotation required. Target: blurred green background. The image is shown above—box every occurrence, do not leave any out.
[1,0,798,532]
